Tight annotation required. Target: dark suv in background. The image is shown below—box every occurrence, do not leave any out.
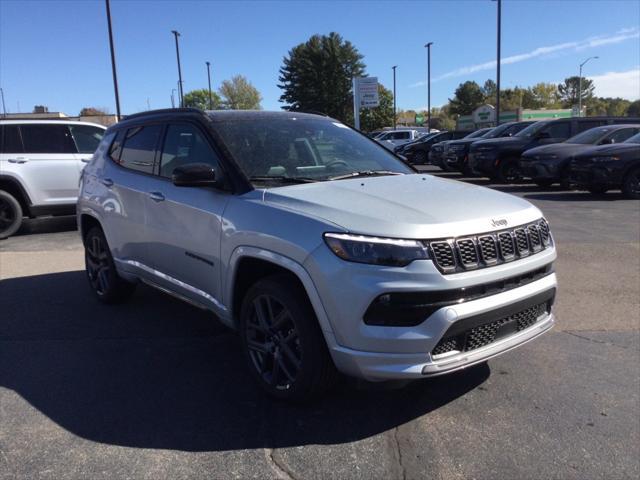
[468,116,640,183]
[445,121,535,174]
[520,124,640,187]
[396,130,469,164]
[430,128,491,171]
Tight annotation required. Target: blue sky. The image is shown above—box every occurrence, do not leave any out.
[1,0,638,116]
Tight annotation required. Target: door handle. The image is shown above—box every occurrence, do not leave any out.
[80,158,91,163]
[100,178,114,187]
[148,191,165,202]
[7,157,28,164]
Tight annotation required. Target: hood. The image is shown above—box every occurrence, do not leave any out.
[262,174,541,239]
[576,142,640,156]
[522,143,595,159]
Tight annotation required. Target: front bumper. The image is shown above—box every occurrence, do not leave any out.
[468,151,498,176]
[520,160,563,180]
[569,162,626,188]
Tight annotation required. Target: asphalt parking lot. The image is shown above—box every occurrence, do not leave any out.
[1,167,639,480]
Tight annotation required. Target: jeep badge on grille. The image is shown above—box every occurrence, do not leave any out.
[491,218,508,228]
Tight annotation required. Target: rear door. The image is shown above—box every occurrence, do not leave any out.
[143,122,230,309]
[16,124,79,205]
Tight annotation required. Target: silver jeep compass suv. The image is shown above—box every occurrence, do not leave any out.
[77,109,557,401]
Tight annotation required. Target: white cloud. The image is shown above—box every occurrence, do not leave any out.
[589,67,640,100]
[409,27,640,87]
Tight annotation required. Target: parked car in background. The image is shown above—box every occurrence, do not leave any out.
[0,120,106,239]
[569,131,640,199]
[430,128,492,171]
[78,108,557,401]
[445,121,535,174]
[468,116,640,183]
[396,130,469,164]
[520,124,640,187]
[375,129,424,150]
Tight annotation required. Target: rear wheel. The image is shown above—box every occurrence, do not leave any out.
[622,168,640,199]
[239,274,336,402]
[84,226,136,303]
[497,160,522,184]
[0,190,23,240]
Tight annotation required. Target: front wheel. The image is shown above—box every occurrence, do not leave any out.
[0,190,23,240]
[84,226,136,303]
[588,185,609,195]
[497,160,522,184]
[622,168,640,199]
[534,179,554,188]
[239,274,336,402]
[413,151,427,165]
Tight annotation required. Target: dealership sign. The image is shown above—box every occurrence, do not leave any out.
[356,77,379,108]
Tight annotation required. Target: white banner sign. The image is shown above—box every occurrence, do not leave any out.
[357,77,379,108]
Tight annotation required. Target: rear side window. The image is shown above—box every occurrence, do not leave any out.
[577,120,607,133]
[544,122,571,140]
[0,125,23,153]
[119,125,162,174]
[608,128,639,144]
[69,125,105,154]
[20,124,76,153]
[159,123,220,178]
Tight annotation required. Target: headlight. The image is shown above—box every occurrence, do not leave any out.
[324,233,429,267]
[590,156,620,162]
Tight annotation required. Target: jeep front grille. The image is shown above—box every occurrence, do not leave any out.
[427,219,551,274]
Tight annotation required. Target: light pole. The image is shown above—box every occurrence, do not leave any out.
[579,56,598,117]
[171,89,176,108]
[392,65,397,130]
[424,42,433,133]
[206,61,213,109]
[0,87,7,117]
[105,0,121,120]
[494,0,501,126]
[171,30,184,107]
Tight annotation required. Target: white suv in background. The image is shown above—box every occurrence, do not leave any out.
[0,120,106,238]
[375,129,423,150]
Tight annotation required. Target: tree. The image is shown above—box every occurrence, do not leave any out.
[79,107,109,116]
[431,105,456,131]
[359,84,394,132]
[183,88,223,110]
[278,32,366,123]
[218,75,262,110]
[481,79,497,105]
[558,76,595,108]
[627,100,640,116]
[528,83,560,109]
[448,81,485,116]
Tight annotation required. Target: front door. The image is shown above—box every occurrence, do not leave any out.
[144,122,230,310]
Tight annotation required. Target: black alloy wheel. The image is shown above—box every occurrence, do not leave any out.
[622,168,640,199]
[498,160,522,184]
[0,190,22,240]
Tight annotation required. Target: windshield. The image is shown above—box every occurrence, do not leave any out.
[565,127,613,144]
[482,123,514,139]
[515,121,548,138]
[624,132,640,144]
[464,128,490,139]
[213,116,413,184]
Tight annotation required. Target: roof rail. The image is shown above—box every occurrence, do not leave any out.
[122,107,203,121]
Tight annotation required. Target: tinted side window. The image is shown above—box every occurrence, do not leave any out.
[608,128,638,144]
[69,125,105,153]
[544,122,571,139]
[577,120,606,133]
[453,132,467,139]
[160,123,220,178]
[119,125,162,174]
[108,130,124,162]
[20,124,76,153]
[0,125,23,153]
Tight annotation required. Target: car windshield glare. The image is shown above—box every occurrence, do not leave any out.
[515,121,547,138]
[212,116,413,184]
[565,127,612,144]
[624,132,640,144]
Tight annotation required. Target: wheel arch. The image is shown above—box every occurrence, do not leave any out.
[79,212,103,245]
[0,175,32,216]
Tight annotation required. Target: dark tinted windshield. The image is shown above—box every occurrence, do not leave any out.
[213,116,413,183]
[515,121,548,138]
[465,128,491,139]
[625,132,640,144]
[565,126,613,144]
[483,123,515,139]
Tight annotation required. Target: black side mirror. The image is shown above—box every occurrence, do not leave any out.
[172,163,221,187]
[599,137,614,145]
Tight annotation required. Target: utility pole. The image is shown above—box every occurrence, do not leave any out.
[0,87,7,117]
[495,0,501,126]
[105,0,121,120]
[424,42,433,133]
[579,56,598,117]
[392,65,397,130]
[172,30,184,107]
[206,61,213,109]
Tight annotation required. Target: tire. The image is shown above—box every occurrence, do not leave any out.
[622,168,640,200]
[534,179,554,188]
[239,273,337,402]
[0,190,23,240]
[413,151,427,165]
[84,226,136,303]
[587,185,608,195]
[497,160,522,184]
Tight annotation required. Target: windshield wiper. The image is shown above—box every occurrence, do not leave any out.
[329,170,404,181]
[249,175,317,184]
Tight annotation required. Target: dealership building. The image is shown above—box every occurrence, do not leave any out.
[456,104,574,130]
